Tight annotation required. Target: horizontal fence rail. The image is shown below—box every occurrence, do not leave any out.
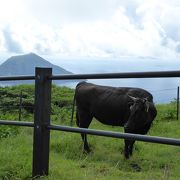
[50,70,180,80]
[1,70,180,82]
[0,120,34,127]
[0,75,35,81]
[48,125,180,146]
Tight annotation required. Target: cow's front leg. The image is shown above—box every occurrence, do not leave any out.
[124,139,130,159]
[124,139,135,159]
[128,140,135,156]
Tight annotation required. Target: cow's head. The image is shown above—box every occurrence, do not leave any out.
[124,95,153,134]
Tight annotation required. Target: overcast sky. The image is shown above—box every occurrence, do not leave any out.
[0,0,180,59]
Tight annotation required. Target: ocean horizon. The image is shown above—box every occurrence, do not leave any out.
[0,55,180,104]
[49,56,180,104]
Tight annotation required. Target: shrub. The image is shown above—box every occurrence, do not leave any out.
[0,126,19,138]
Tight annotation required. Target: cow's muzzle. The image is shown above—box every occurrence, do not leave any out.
[124,124,134,133]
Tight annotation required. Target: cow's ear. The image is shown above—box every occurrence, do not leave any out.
[145,101,150,112]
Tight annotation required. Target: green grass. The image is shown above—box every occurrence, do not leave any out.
[1,121,179,180]
[0,85,180,179]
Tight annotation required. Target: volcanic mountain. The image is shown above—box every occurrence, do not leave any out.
[0,53,74,85]
[0,53,72,76]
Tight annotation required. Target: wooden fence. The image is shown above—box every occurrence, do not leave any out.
[0,67,180,178]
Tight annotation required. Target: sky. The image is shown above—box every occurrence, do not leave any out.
[0,0,180,60]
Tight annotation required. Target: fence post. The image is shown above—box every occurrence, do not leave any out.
[177,86,179,120]
[32,67,52,177]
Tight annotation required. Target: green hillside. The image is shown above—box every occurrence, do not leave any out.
[0,85,179,179]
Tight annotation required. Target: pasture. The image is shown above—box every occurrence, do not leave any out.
[0,85,180,179]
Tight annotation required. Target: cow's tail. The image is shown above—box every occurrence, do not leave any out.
[70,92,76,126]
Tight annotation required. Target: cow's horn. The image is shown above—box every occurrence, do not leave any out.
[144,97,149,101]
[128,95,138,101]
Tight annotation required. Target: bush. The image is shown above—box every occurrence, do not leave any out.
[156,103,177,121]
[163,109,176,120]
[0,126,19,138]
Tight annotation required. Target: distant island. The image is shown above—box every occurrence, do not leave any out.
[0,53,79,86]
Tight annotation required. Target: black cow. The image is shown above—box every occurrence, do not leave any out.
[75,82,157,158]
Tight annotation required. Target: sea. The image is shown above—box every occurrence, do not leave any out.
[48,56,180,104]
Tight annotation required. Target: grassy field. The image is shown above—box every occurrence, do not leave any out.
[0,85,180,179]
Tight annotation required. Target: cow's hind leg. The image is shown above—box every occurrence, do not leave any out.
[76,109,93,153]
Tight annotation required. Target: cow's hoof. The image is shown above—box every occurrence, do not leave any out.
[124,153,130,159]
[83,148,91,154]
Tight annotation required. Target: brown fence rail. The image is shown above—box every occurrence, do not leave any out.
[0,67,180,178]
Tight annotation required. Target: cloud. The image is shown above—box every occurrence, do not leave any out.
[24,0,121,24]
[176,44,180,53]
[0,0,180,59]
[2,27,22,53]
